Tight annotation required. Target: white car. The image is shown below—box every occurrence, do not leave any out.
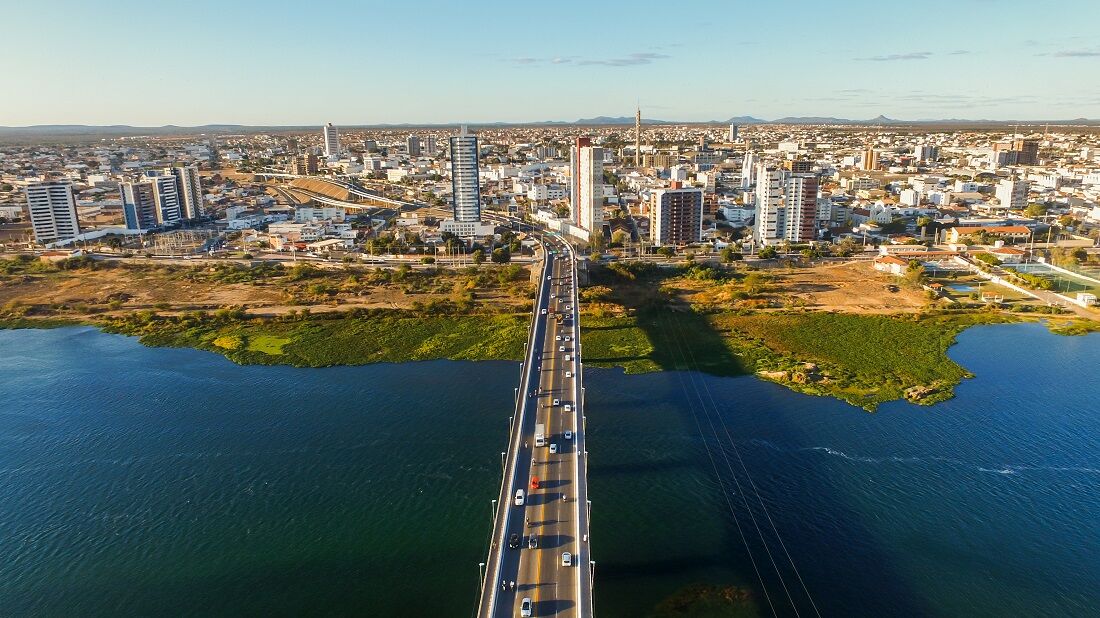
[547,276,551,280]
[564,430,573,440]
[564,336,571,342]
[564,404,572,413]
[540,308,547,315]
[565,371,572,378]
[520,598,532,617]
[558,346,565,352]
[555,335,561,341]
[552,398,560,406]
[515,489,525,506]
[549,443,558,454]
[561,552,572,567]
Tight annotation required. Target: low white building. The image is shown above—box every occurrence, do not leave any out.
[440,219,496,238]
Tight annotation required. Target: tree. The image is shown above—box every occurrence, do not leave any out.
[1024,202,1048,219]
[758,245,778,259]
[720,247,742,262]
[611,229,628,246]
[656,246,675,258]
[904,260,925,286]
[472,248,485,265]
[491,247,511,263]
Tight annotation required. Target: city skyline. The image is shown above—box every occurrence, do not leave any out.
[3,0,1100,127]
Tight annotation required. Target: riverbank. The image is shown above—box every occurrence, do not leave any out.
[3,255,1097,410]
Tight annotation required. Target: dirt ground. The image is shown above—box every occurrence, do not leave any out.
[764,261,929,313]
[0,262,531,319]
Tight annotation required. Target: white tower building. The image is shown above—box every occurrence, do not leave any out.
[322,123,341,158]
[25,181,80,244]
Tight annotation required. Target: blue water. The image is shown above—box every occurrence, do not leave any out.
[1,323,1098,617]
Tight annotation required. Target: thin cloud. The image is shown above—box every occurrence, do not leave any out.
[947,50,971,55]
[577,52,670,66]
[1049,49,1100,57]
[856,52,932,61]
[508,52,669,66]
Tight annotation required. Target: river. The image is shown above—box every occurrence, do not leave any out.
[1,323,1097,616]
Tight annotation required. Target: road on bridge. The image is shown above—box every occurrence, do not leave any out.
[479,231,592,618]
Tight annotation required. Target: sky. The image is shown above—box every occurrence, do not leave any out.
[2,0,1100,126]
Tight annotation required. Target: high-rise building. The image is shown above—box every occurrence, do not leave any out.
[24,181,80,244]
[1012,139,1039,166]
[914,144,940,162]
[995,177,1029,210]
[121,181,158,231]
[363,139,379,153]
[728,124,739,142]
[784,175,819,242]
[425,135,437,156]
[407,135,421,157]
[570,137,604,233]
[862,146,878,171]
[754,164,784,244]
[166,165,204,219]
[784,159,813,174]
[449,125,481,223]
[322,123,341,158]
[144,172,183,225]
[650,182,704,245]
[298,153,319,175]
[120,173,182,230]
[740,152,756,189]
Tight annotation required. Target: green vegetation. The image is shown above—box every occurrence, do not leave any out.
[97,308,528,367]
[582,309,1010,410]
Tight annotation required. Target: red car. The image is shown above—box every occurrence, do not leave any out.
[531,476,540,489]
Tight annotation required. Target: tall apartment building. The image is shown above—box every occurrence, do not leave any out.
[121,172,183,230]
[650,183,704,245]
[322,123,341,158]
[914,144,940,162]
[1012,139,1039,166]
[407,135,421,157]
[570,137,604,233]
[448,125,481,223]
[784,175,819,242]
[121,181,158,230]
[754,164,785,245]
[784,159,813,174]
[995,177,1029,210]
[862,146,879,171]
[25,181,81,244]
[167,165,204,219]
[293,153,319,175]
[728,124,739,142]
[425,135,437,156]
[741,152,756,189]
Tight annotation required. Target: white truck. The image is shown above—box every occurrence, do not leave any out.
[535,423,546,447]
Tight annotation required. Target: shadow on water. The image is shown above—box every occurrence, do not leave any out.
[586,262,931,617]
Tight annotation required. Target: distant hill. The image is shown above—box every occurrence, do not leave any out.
[3,116,1100,140]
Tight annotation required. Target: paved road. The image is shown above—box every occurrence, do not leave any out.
[479,231,592,618]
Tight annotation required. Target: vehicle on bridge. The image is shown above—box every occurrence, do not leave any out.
[535,423,546,447]
[520,597,532,617]
[514,489,524,506]
[531,476,540,489]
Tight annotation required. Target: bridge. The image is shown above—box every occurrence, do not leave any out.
[477,228,594,617]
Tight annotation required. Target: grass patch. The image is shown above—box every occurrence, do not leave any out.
[98,309,528,367]
[247,334,291,355]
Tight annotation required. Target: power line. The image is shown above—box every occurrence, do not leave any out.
[656,312,800,616]
[667,314,823,618]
